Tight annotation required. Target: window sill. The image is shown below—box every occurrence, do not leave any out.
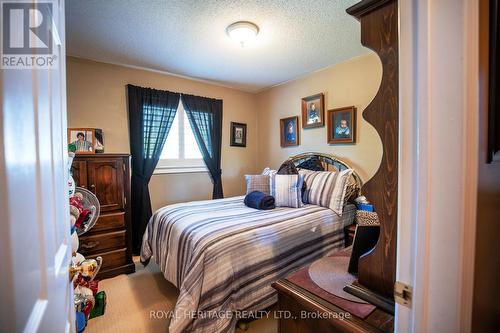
[153,166,208,175]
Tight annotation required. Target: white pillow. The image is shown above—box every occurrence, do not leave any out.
[299,168,353,215]
[270,174,304,208]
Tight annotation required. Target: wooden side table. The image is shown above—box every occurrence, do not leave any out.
[345,224,356,247]
[272,279,393,333]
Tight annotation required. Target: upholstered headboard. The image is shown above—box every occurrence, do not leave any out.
[285,152,363,199]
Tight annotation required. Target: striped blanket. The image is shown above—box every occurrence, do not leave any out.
[140,196,355,333]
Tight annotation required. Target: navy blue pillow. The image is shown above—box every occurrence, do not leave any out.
[297,156,324,171]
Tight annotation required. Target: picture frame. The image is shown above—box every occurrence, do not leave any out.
[301,93,325,128]
[94,128,105,153]
[327,106,356,144]
[230,122,247,147]
[280,116,300,147]
[68,128,103,154]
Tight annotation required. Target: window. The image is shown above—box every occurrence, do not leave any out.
[155,102,206,174]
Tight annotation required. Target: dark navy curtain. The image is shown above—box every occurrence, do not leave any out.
[181,94,224,199]
[127,84,180,253]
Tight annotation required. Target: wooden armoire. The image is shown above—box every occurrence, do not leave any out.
[72,153,135,279]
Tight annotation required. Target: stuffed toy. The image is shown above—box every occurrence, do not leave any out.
[74,275,99,295]
[70,195,91,229]
[71,231,79,255]
[70,205,80,221]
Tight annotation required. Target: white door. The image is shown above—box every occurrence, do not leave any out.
[397,0,479,331]
[0,0,72,332]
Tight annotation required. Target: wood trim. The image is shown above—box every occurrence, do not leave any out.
[347,0,399,298]
[346,0,394,20]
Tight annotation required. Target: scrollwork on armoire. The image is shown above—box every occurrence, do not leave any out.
[346,0,399,300]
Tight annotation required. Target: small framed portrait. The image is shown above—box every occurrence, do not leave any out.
[301,93,325,129]
[94,128,105,153]
[68,128,95,154]
[327,106,356,144]
[280,116,300,147]
[230,122,247,147]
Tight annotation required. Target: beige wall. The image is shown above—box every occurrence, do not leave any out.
[67,53,381,211]
[66,57,259,211]
[255,53,382,182]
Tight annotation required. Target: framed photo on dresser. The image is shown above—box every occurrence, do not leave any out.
[68,128,105,154]
[68,128,95,154]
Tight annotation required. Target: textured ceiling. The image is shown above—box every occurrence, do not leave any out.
[65,0,370,92]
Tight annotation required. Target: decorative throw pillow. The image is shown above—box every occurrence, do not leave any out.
[270,174,304,208]
[299,168,353,215]
[245,175,270,195]
[343,175,360,204]
[262,167,277,176]
[277,161,298,175]
[297,156,325,171]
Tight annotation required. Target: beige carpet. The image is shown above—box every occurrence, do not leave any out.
[85,258,277,333]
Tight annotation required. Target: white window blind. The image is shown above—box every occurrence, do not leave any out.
[155,102,206,174]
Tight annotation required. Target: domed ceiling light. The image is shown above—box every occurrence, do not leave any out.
[226,21,259,47]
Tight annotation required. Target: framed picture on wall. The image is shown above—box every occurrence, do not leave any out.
[327,106,356,144]
[230,122,247,147]
[280,116,300,147]
[301,93,325,128]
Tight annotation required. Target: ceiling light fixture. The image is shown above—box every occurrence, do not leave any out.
[226,21,259,47]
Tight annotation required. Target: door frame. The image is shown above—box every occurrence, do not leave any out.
[397,0,479,332]
[0,0,72,331]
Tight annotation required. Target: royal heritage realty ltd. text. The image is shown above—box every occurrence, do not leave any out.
[149,310,351,320]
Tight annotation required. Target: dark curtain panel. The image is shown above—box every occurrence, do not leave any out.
[181,94,224,199]
[127,84,180,253]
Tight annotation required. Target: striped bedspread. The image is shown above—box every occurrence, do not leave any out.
[140,196,355,333]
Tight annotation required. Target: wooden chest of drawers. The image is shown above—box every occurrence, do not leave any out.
[72,154,135,279]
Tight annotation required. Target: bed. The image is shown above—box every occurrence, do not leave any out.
[140,153,362,333]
